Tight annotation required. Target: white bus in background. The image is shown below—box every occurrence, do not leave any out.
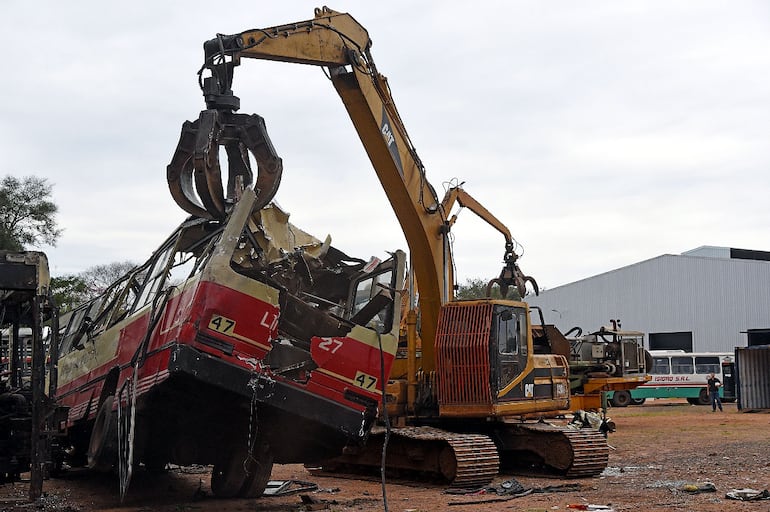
[608,350,736,406]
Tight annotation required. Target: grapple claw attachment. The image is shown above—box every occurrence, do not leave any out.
[167,110,283,220]
[167,121,211,219]
[236,114,283,211]
[486,252,539,299]
[193,110,227,219]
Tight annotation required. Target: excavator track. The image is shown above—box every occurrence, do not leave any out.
[315,426,500,489]
[558,427,610,477]
[495,422,609,477]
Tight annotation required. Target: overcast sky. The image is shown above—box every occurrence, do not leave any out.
[2,1,768,291]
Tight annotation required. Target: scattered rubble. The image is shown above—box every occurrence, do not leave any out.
[0,402,768,511]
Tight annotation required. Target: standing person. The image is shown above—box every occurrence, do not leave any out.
[707,372,723,412]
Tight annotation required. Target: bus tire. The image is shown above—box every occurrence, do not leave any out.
[87,396,118,472]
[239,438,273,498]
[610,391,632,407]
[210,452,243,498]
[630,397,646,405]
[696,389,710,406]
[211,438,273,498]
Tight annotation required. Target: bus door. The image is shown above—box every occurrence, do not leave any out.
[721,359,736,401]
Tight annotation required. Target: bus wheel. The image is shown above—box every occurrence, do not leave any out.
[239,438,273,498]
[211,452,243,498]
[696,389,710,406]
[610,391,631,407]
[87,396,118,472]
[630,397,646,405]
[211,438,273,498]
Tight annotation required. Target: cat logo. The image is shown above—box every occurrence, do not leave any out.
[525,383,534,398]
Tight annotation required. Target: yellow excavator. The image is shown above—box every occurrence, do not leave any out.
[168,7,608,488]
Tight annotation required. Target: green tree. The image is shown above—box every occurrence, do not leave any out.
[456,277,523,301]
[50,275,90,312]
[80,261,138,296]
[0,175,62,250]
[51,261,139,312]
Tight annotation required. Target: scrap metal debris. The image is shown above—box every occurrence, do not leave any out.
[679,482,716,494]
[263,479,318,496]
[299,493,329,511]
[534,483,584,493]
[446,478,530,506]
[725,488,770,501]
[569,410,615,436]
[566,505,615,511]
[446,478,584,506]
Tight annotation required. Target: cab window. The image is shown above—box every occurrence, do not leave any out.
[350,269,394,333]
[497,311,519,354]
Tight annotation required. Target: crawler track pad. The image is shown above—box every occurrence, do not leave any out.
[316,426,499,489]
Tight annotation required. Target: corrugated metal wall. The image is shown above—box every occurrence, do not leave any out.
[736,346,770,411]
[682,246,731,258]
[526,254,770,352]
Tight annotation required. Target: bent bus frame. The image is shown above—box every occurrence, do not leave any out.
[54,189,405,497]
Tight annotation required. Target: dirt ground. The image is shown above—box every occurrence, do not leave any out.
[2,399,769,512]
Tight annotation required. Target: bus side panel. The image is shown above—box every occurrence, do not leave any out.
[173,280,277,392]
[630,386,703,399]
[151,283,195,347]
[55,309,150,426]
[187,281,396,408]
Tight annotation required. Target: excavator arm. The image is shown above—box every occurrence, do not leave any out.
[441,187,539,298]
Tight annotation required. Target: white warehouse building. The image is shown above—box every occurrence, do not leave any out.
[526,246,770,352]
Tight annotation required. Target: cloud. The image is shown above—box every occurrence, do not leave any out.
[1,0,768,290]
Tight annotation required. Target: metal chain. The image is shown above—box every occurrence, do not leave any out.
[117,363,138,502]
[243,376,260,473]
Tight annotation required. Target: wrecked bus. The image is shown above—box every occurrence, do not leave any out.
[53,188,405,498]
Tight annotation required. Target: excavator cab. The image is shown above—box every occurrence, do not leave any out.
[434,300,570,418]
[492,305,528,394]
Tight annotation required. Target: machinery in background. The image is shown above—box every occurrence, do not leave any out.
[0,251,66,500]
[557,321,650,409]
